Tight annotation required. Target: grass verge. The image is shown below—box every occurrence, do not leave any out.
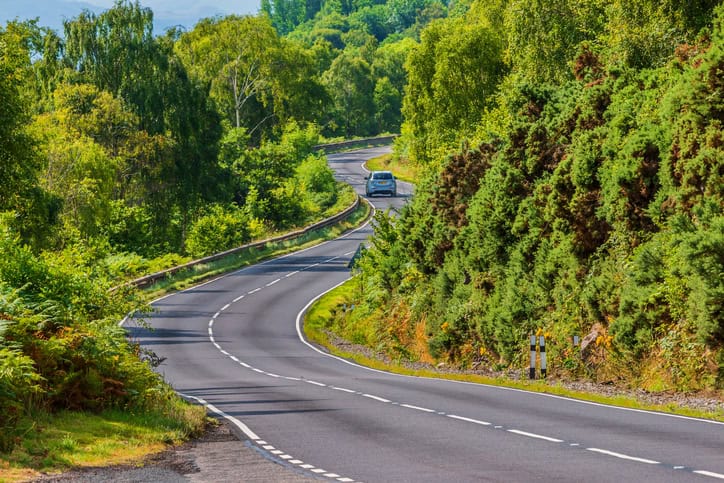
[0,401,206,482]
[304,278,724,423]
[364,153,420,183]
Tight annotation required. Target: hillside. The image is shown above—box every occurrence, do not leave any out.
[347,1,724,392]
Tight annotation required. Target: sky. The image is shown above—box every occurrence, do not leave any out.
[0,0,261,34]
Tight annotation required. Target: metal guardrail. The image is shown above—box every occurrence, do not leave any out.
[313,135,397,153]
[114,195,361,291]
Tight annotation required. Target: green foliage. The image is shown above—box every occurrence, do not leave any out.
[185,205,251,258]
[355,4,724,390]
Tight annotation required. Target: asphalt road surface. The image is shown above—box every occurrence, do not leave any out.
[132,147,724,482]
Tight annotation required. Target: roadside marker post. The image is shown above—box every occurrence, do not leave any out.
[529,335,536,379]
[528,334,548,379]
[539,335,547,379]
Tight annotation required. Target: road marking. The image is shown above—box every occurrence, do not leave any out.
[306,380,326,387]
[338,479,354,482]
[208,320,214,327]
[362,394,390,403]
[262,445,274,450]
[266,279,280,287]
[271,450,284,455]
[248,288,262,294]
[694,471,724,480]
[220,350,230,356]
[447,414,491,426]
[324,473,340,478]
[213,312,220,318]
[289,459,303,464]
[401,404,436,413]
[300,464,315,469]
[294,281,724,429]
[233,295,245,302]
[311,468,327,474]
[208,328,213,335]
[179,393,259,440]
[285,271,299,277]
[507,429,564,443]
[331,386,357,394]
[221,304,230,311]
[586,448,659,464]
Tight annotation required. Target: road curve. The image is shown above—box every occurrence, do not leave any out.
[132,147,724,483]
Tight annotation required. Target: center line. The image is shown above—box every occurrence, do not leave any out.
[362,394,391,403]
[248,288,262,294]
[401,404,436,413]
[447,414,491,426]
[694,471,724,480]
[285,271,299,277]
[507,429,563,443]
[266,279,280,287]
[586,448,660,464]
[306,380,326,387]
[331,386,356,393]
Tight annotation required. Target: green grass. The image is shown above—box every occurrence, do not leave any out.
[365,153,420,183]
[0,402,206,482]
[304,279,724,423]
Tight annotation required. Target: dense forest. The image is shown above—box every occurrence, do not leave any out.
[1,0,449,450]
[347,1,724,392]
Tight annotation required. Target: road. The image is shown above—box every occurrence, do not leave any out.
[132,147,724,482]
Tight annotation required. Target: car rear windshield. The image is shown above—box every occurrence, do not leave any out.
[372,172,393,179]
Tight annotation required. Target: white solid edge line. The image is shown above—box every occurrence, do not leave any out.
[294,280,724,427]
[586,448,659,465]
[180,392,260,441]
[507,429,564,443]
[694,471,724,480]
[447,414,491,426]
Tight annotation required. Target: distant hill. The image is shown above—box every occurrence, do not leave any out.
[0,0,259,34]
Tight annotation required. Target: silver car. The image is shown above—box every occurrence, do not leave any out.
[365,171,397,197]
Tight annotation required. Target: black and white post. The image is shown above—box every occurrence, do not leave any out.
[529,335,536,379]
[539,335,547,378]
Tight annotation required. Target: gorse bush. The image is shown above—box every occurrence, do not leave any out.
[353,5,724,390]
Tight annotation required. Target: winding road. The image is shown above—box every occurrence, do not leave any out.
[133,147,724,482]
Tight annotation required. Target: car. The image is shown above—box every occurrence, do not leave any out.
[365,170,397,197]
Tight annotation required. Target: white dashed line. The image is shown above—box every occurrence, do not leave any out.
[694,471,724,480]
[285,271,299,277]
[213,312,220,318]
[280,455,293,460]
[306,380,327,387]
[401,404,436,413]
[311,468,327,474]
[271,450,284,455]
[331,386,357,394]
[447,414,491,426]
[324,473,340,478]
[362,394,391,403]
[221,304,230,311]
[266,279,280,287]
[586,448,659,465]
[507,429,564,443]
[289,459,304,465]
[233,295,245,302]
[300,464,315,469]
[248,288,262,294]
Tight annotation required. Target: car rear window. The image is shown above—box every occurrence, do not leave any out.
[372,172,393,179]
